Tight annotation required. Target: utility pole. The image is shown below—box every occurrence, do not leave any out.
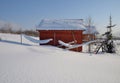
[88,17,92,53]
[20,28,22,44]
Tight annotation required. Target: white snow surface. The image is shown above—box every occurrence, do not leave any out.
[58,40,99,50]
[0,33,120,83]
[58,40,73,47]
[36,19,86,30]
[23,34,53,44]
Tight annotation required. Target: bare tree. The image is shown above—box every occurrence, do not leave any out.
[85,16,94,53]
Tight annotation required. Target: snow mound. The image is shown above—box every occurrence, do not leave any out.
[58,40,73,47]
[23,34,53,44]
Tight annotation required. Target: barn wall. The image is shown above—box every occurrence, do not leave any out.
[38,30,83,52]
[39,30,54,45]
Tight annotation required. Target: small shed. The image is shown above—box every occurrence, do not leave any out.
[36,19,86,52]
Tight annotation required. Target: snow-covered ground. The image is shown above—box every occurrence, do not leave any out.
[0,33,120,83]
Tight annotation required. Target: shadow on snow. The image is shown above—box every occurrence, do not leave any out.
[0,40,31,46]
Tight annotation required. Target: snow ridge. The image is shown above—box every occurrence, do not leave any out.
[23,34,53,44]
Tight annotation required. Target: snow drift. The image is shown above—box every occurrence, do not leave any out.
[0,33,120,83]
[23,34,53,44]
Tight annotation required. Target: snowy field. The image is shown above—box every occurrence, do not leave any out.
[0,33,120,83]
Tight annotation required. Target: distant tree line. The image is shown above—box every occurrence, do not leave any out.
[0,27,39,37]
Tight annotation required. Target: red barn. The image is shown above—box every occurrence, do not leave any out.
[36,19,86,52]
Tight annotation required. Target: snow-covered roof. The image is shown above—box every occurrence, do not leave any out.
[83,26,99,34]
[36,19,86,30]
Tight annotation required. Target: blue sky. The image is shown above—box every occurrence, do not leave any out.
[0,0,120,33]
